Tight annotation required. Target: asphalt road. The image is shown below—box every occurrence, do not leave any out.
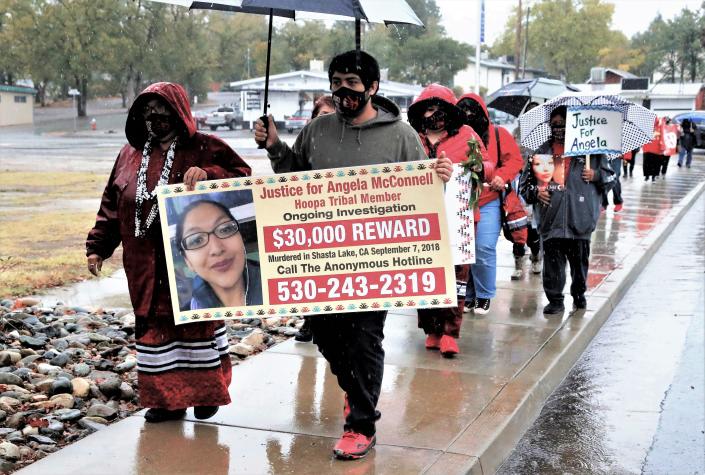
[0,119,287,176]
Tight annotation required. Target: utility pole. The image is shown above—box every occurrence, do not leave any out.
[515,0,522,80]
[246,47,251,79]
[475,0,484,94]
[521,6,530,79]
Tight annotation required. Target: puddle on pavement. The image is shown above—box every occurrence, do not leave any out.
[32,268,132,310]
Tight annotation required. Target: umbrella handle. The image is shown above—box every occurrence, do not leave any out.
[256,114,269,149]
[257,8,273,150]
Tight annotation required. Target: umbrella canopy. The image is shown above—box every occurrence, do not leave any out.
[146,0,423,145]
[241,0,423,25]
[519,91,657,157]
[487,78,579,117]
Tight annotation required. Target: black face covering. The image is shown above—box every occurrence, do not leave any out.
[551,123,566,142]
[458,100,489,138]
[146,114,177,141]
[332,87,370,118]
[422,110,446,132]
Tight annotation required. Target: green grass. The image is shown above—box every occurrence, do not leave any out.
[0,172,121,297]
[0,171,106,207]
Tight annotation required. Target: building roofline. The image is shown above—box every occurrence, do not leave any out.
[229,70,421,96]
[230,70,327,87]
[0,84,37,94]
[466,57,545,74]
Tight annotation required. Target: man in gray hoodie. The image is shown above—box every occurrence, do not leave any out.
[254,50,452,460]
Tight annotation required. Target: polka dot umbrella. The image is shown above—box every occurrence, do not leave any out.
[519,91,657,159]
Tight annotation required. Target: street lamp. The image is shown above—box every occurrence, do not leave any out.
[68,88,80,132]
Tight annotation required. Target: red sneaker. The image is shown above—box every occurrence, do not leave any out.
[343,393,350,419]
[425,334,441,350]
[614,203,623,212]
[440,335,459,358]
[333,431,376,460]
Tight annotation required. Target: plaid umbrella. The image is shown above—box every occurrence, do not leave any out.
[520,91,656,157]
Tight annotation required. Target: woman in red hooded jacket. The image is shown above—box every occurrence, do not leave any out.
[408,84,489,356]
[86,82,250,423]
[456,93,524,314]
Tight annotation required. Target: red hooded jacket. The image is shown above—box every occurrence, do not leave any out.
[86,82,251,317]
[458,93,523,207]
[408,84,488,164]
[408,84,489,224]
[642,117,664,155]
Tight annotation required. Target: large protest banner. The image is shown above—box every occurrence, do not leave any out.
[157,161,457,325]
[565,105,623,157]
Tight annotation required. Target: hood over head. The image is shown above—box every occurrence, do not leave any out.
[408,84,465,134]
[125,82,197,149]
[457,92,491,143]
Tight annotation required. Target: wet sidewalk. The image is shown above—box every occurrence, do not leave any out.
[17,161,705,475]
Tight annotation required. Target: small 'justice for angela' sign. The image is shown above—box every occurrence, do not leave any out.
[157,161,457,325]
[564,105,623,157]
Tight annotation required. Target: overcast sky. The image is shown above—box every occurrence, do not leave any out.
[435,0,703,47]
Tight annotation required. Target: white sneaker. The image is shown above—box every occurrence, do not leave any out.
[511,256,524,281]
[474,298,491,315]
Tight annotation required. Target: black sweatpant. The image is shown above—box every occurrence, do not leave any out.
[623,158,635,176]
[660,155,671,175]
[513,226,541,258]
[310,311,386,437]
[542,238,591,304]
[602,158,623,207]
[643,152,662,178]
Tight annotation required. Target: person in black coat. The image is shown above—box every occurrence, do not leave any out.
[519,106,615,315]
[678,118,696,168]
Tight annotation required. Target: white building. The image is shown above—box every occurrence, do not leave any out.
[223,65,423,127]
[571,81,703,117]
[453,56,544,95]
[0,85,36,126]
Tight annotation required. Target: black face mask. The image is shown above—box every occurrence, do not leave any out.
[458,101,488,138]
[146,113,177,141]
[422,110,446,132]
[551,124,566,142]
[332,87,370,118]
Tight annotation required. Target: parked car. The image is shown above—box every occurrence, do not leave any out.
[489,107,518,135]
[672,111,705,148]
[205,106,243,131]
[285,109,312,133]
[192,108,211,130]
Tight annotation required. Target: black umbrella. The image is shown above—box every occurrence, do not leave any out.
[487,78,579,117]
[149,0,423,146]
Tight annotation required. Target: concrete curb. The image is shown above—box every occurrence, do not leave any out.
[444,180,705,475]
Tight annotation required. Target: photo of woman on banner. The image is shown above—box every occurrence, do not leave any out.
[531,154,555,189]
[165,190,262,311]
[530,153,567,191]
